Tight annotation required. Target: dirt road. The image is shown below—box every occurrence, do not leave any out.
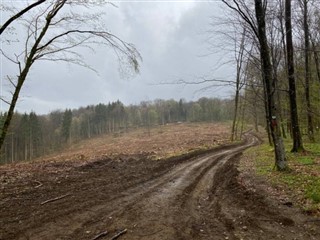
[1,133,320,240]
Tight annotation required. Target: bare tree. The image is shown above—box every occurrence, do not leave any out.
[0,0,141,151]
[231,27,247,141]
[256,0,287,169]
[223,0,288,170]
[299,0,315,142]
[285,0,304,152]
[267,1,288,139]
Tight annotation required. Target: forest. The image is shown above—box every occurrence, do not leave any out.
[0,0,320,170]
[213,0,320,170]
[2,1,320,166]
[0,98,234,164]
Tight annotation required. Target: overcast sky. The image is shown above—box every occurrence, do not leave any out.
[1,0,235,114]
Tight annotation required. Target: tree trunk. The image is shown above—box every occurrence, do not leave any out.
[253,101,259,133]
[262,76,273,146]
[311,39,320,84]
[302,0,315,142]
[271,35,287,139]
[239,94,246,139]
[278,0,290,139]
[24,138,28,161]
[231,28,246,142]
[231,89,240,141]
[285,0,304,152]
[87,118,91,138]
[277,90,287,138]
[11,134,14,163]
[255,0,287,170]
[0,65,32,151]
[0,1,64,151]
[30,131,33,161]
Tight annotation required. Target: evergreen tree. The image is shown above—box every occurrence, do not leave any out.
[61,109,73,143]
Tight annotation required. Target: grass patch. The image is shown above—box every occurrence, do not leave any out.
[295,156,314,165]
[307,185,320,204]
[243,140,320,214]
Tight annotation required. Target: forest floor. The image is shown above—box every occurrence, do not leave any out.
[1,123,320,240]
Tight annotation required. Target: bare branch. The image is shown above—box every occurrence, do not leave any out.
[0,49,19,65]
[0,97,11,106]
[7,76,17,88]
[0,0,46,35]
[33,35,92,60]
[222,0,259,38]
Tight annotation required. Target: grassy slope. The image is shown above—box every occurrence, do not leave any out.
[242,136,320,215]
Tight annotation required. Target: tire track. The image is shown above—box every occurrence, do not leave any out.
[92,133,258,240]
[21,133,258,240]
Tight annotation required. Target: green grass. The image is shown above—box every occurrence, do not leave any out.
[295,156,314,165]
[306,184,320,204]
[243,140,320,213]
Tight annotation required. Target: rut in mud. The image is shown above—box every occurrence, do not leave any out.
[1,133,320,240]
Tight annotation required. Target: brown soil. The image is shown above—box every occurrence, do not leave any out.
[1,125,320,240]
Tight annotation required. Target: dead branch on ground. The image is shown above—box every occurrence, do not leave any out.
[34,180,43,188]
[40,193,71,205]
[110,229,127,240]
[91,230,108,240]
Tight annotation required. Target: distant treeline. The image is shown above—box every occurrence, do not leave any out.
[0,97,234,164]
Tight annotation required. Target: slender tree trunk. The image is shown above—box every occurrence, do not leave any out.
[255,0,287,170]
[302,0,315,142]
[239,94,246,139]
[0,1,65,151]
[87,118,91,138]
[278,0,290,139]
[231,89,240,141]
[285,0,304,152]
[311,39,320,84]
[231,28,246,142]
[25,138,28,161]
[29,135,32,161]
[0,65,32,151]
[276,89,287,138]
[253,101,259,133]
[11,134,14,163]
[271,37,287,139]
[264,91,273,147]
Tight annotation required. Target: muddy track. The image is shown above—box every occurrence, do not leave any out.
[1,133,320,240]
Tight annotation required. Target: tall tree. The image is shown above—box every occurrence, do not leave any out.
[255,0,287,170]
[0,0,141,151]
[222,0,288,170]
[231,27,246,141]
[285,0,304,152]
[268,1,288,139]
[19,114,30,161]
[28,112,42,159]
[61,109,72,143]
[300,0,315,142]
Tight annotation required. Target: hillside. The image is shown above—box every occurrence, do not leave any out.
[1,123,320,239]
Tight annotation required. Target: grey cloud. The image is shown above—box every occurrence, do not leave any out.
[2,1,234,114]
